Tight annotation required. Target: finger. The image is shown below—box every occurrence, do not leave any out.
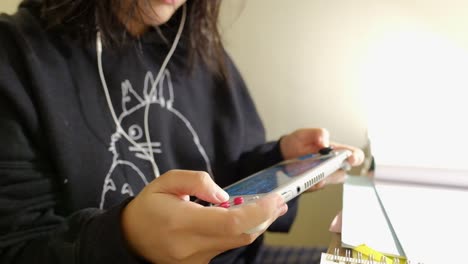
[325,170,347,184]
[298,128,330,148]
[148,170,229,204]
[188,193,286,236]
[330,142,365,166]
[240,202,289,235]
[224,193,287,235]
[212,203,289,250]
[317,128,331,148]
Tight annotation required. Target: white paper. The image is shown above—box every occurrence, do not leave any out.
[375,181,468,264]
[341,176,404,257]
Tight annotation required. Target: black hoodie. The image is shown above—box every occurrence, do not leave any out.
[0,1,299,264]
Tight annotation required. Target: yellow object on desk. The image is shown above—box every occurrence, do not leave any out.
[320,243,407,264]
[353,244,407,264]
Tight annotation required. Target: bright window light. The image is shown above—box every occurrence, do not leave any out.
[360,27,468,186]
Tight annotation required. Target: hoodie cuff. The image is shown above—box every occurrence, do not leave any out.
[260,140,285,166]
[78,198,148,264]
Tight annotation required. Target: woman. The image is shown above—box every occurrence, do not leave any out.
[0,0,364,263]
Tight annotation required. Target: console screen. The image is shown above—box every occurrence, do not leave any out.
[224,153,333,196]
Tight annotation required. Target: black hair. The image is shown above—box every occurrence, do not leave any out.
[42,0,226,77]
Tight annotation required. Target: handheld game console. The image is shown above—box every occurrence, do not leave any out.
[217,148,352,234]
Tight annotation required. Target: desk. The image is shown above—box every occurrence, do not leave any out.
[328,175,468,264]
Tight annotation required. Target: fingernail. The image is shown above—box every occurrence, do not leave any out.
[277,202,284,210]
[215,190,229,202]
[276,196,285,208]
[322,136,330,147]
[277,194,286,209]
[278,204,288,216]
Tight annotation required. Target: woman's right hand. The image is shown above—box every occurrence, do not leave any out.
[121,170,287,264]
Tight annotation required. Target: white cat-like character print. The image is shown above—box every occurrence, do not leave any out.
[99,70,213,209]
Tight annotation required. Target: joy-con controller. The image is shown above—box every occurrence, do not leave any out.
[214,194,269,234]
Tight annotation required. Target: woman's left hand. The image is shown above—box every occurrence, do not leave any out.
[279,128,365,192]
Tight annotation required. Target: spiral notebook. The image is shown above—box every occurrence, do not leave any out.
[320,251,405,264]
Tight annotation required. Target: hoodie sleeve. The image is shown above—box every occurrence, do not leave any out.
[223,55,299,233]
[0,22,146,264]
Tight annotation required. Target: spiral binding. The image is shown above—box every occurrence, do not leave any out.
[322,248,424,264]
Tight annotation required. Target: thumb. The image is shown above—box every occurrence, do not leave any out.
[315,128,330,148]
[295,128,330,148]
[148,169,229,204]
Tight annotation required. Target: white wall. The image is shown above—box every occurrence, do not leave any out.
[220,0,370,148]
[0,0,20,14]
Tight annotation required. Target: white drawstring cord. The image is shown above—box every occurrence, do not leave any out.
[96,4,187,178]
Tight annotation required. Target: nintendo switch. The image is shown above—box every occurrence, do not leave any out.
[223,149,351,203]
[217,149,352,233]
